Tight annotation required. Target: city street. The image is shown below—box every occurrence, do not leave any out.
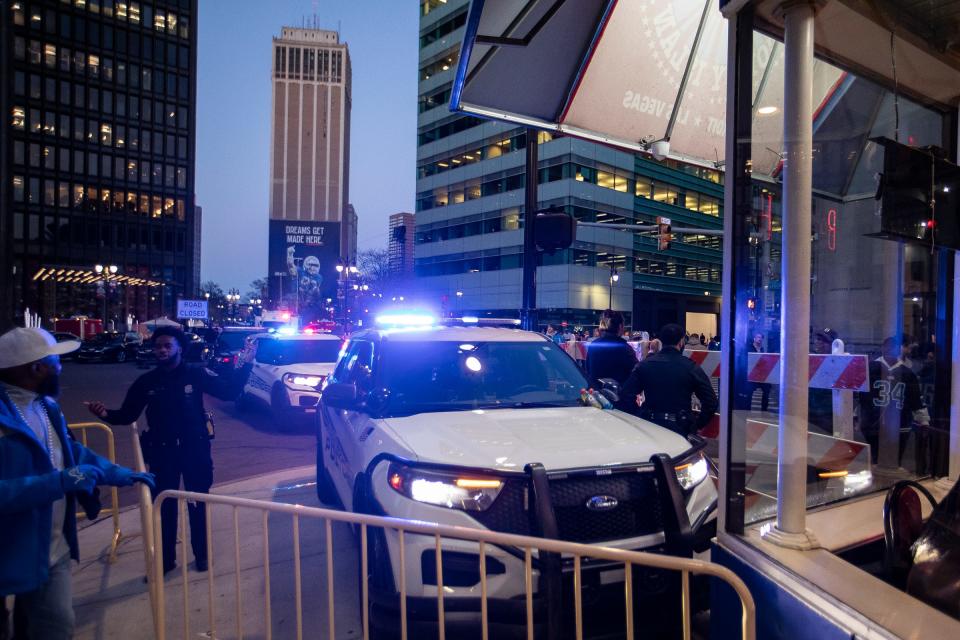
[60,361,317,508]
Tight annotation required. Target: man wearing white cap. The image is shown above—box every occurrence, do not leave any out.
[0,327,154,640]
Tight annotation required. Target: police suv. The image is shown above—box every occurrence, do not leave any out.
[316,317,716,633]
[238,331,342,420]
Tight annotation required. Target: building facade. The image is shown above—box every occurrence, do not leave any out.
[388,211,414,275]
[268,27,352,252]
[416,0,722,331]
[1,0,199,330]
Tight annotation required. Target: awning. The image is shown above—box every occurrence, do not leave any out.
[451,0,960,170]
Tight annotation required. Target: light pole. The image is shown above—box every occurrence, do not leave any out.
[95,264,118,328]
[608,266,619,310]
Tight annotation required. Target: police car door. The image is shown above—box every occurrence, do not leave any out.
[321,339,375,507]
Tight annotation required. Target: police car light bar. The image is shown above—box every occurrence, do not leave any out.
[375,313,437,327]
[449,317,521,326]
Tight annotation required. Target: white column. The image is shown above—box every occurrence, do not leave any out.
[763,0,819,550]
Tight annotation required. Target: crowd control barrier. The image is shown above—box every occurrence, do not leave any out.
[149,490,756,640]
[69,421,125,563]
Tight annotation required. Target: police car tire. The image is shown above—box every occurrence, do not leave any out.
[271,385,294,427]
[116,350,127,363]
[235,391,251,412]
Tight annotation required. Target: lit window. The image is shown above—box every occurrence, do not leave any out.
[74,0,87,9]
[154,13,165,31]
[116,2,128,20]
[12,2,24,26]
[167,13,177,33]
[100,123,112,146]
[129,2,140,24]
[88,55,100,77]
[11,107,25,130]
[44,44,56,68]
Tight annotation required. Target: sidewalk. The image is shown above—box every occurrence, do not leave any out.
[72,465,363,640]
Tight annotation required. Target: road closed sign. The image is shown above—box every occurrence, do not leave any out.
[177,299,208,319]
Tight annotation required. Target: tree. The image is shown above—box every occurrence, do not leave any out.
[357,249,390,284]
[245,277,267,303]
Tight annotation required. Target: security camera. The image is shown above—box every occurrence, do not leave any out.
[650,139,670,161]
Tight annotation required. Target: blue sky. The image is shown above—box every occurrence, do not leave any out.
[196,1,419,294]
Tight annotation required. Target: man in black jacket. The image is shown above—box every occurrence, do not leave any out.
[86,326,229,574]
[617,323,718,436]
[585,310,637,387]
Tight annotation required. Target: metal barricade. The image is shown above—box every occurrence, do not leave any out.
[130,421,160,635]
[151,490,756,640]
[68,421,124,563]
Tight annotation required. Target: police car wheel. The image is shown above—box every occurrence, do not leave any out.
[271,385,294,427]
[115,350,127,363]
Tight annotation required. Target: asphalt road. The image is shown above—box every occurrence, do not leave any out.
[59,360,317,508]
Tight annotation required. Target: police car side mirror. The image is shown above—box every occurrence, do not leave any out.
[323,382,358,409]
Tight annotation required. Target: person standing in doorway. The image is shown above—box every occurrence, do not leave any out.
[749,332,772,412]
[86,326,229,574]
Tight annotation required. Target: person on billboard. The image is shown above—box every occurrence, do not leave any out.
[287,247,324,315]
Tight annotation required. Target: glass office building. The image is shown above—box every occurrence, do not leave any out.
[416,0,723,332]
[1,0,198,329]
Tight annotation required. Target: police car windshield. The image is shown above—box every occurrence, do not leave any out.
[218,332,252,350]
[379,340,587,416]
[257,338,341,365]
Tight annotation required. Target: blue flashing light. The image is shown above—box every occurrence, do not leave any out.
[375,313,436,327]
[462,316,479,323]
[276,326,296,335]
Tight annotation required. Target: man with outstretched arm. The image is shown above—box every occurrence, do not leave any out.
[0,327,154,640]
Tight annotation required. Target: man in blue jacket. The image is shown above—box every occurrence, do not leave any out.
[0,327,154,640]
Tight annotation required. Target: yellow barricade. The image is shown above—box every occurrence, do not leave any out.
[68,421,124,563]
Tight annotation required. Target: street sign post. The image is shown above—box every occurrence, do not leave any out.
[176,299,208,320]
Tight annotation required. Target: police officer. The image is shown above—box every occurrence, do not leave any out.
[86,326,229,574]
[585,309,637,387]
[617,323,718,436]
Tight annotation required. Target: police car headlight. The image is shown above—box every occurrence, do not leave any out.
[282,373,324,389]
[387,463,503,512]
[674,452,708,491]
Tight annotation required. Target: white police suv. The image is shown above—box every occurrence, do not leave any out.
[316,317,716,635]
[238,331,342,420]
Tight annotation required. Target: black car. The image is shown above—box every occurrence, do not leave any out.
[52,332,82,360]
[135,332,212,367]
[207,327,262,381]
[77,332,142,363]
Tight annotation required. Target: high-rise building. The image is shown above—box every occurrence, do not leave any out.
[267,26,352,317]
[1,0,200,330]
[388,212,414,275]
[416,0,723,332]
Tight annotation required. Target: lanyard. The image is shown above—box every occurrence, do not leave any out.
[12,399,57,466]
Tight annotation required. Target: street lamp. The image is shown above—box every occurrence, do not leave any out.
[608,266,619,309]
[94,264,118,326]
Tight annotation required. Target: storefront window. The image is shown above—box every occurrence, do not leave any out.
[724,28,952,531]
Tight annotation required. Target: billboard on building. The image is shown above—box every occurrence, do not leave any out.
[268,220,340,322]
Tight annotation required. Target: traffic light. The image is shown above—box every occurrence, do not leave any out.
[657,216,672,251]
[534,207,576,253]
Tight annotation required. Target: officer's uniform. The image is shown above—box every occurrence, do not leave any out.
[585,332,638,387]
[102,363,228,571]
[617,346,718,436]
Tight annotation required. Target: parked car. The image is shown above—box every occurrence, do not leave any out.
[237,332,343,421]
[77,331,142,363]
[52,331,82,360]
[208,327,264,381]
[316,323,716,636]
[135,332,212,367]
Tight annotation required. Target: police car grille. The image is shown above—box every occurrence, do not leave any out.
[551,474,663,544]
[471,474,662,544]
[472,479,533,537]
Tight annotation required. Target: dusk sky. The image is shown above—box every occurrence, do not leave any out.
[196,1,419,295]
